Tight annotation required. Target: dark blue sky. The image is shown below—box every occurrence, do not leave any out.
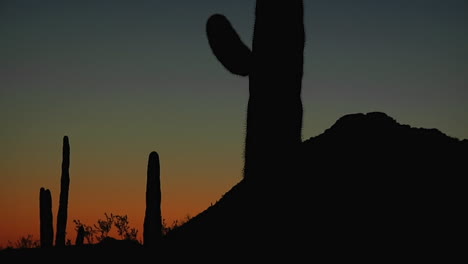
[2,0,467,139]
[1,0,467,245]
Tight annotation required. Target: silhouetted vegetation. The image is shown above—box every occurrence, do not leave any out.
[72,213,139,245]
[143,151,162,247]
[56,136,70,247]
[75,225,85,246]
[94,212,113,242]
[6,235,39,249]
[113,215,138,241]
[1,0,466,261]
[161,215,192,236]
[73,220,96,244]
[39,187,53,248]
[207,0,304,181]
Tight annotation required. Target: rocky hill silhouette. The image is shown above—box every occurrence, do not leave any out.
[1,112,465,261]
[161,111,467,259]
[2,0,465,261]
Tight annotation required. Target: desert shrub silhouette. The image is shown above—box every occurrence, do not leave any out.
[7,235,39,249]
[113,215,138,241]
[73,219,96,244]
[73,213,140,245]
[161,216,192,236]
[93,213,114,242]
[75,225,85,246]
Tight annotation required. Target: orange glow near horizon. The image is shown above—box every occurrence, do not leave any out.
[3,0,468,250]
[1,151,242,247]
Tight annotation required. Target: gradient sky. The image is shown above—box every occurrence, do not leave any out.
[1,0,467,246]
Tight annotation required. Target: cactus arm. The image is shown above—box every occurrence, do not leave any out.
[206,14,252,76]
[206,1,304,180]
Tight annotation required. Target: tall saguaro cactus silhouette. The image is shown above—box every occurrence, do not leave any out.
[55,135,70,246]
[207,0,305,181]
[39,187,54,248]
[143,151,162,247]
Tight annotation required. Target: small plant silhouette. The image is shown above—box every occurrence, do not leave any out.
[7,234,39,249]
[75,225,85,246]
[94,212,114,242]
[73,219,96,244]
[73,213,139,244]
[162,215,192,235]
[113,214,138,241]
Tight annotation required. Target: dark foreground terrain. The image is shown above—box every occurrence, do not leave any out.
[2,112,466,260]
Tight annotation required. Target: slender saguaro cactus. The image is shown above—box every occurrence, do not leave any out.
[143,151,163,247]
[55,135,70,246]
[39,187,54,248]
[207,0,305,181]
